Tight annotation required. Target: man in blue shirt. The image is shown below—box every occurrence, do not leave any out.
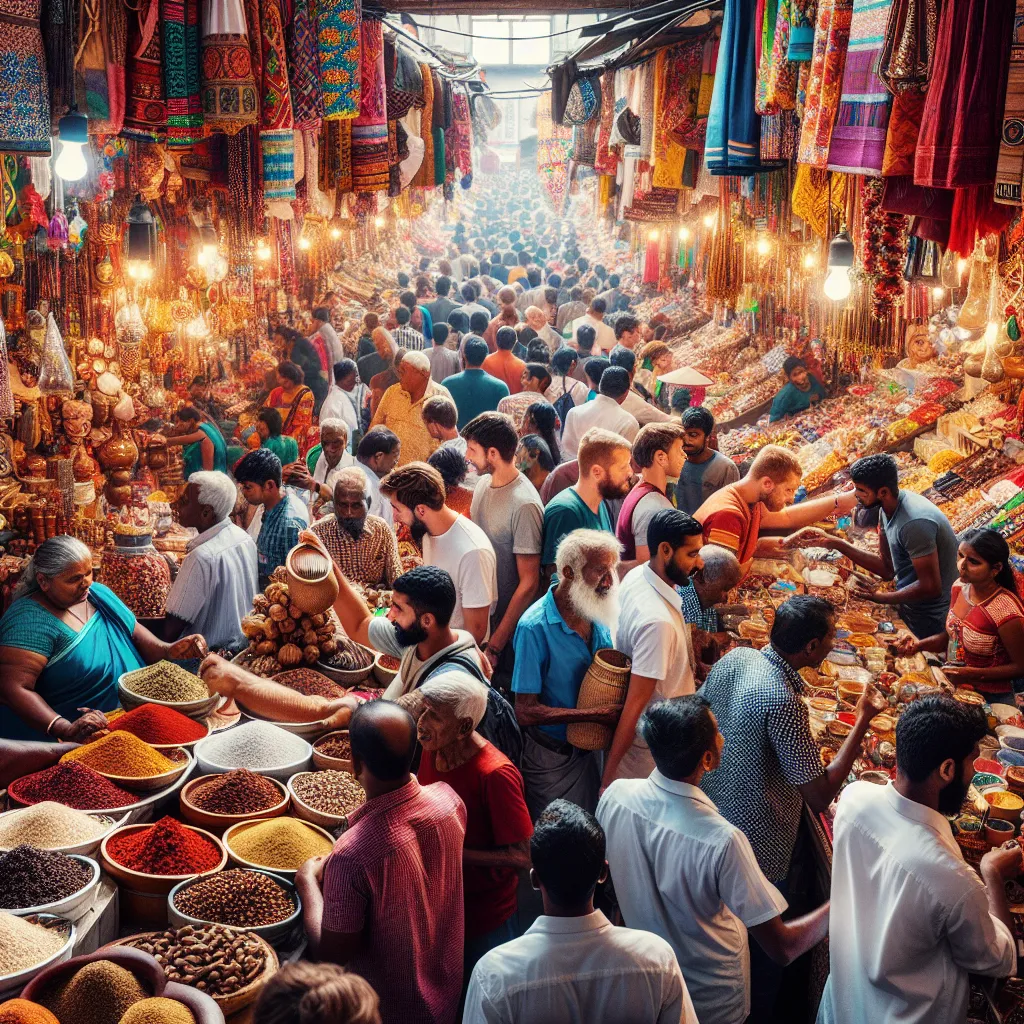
[769,357,827,422]
[442,335,509,429]
[512,528,624,818]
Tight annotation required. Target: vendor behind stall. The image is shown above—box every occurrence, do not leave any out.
[162,405,228,478]
[0,536,208,742]
[768,357,826,423]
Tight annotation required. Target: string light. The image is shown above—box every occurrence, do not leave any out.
[374,216,386,229]
[932,285,945,299]
[649,229,660,241]
[702,214,715,229]
[297,236,312,251]
[678,227,690,242]
[330,227,342,240]
[255,240,271,261]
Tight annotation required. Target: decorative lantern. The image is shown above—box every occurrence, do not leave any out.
[124,194,157,282]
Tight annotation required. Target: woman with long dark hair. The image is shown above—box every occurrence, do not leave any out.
[895,527,1024,705]
[522,400,562,467]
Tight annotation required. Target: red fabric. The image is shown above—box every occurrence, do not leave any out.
[321,778,467,1024]
[482,350,526,394]
[946,581,1024,693]
[311,334,329,374]
[615,481,664,560]
[419,741,533,938]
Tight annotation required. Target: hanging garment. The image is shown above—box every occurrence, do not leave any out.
[881,90,925,176]
[162,0,203,146]
[261,129,295,203]
[755,0,779,114]
[792,163,847,236]
[594,70,617,175]
[286,0,324,130]
[75,0,126,133]
[877,0,937,93]
[0,0,52,153]
[827,0,894,175]
[915,0,1014,189]
[259,0,293,131]
[317,0,360,119]
[788,0,818,59]
[652,48,686,188]
[350,17,388,192]
[797,0,853,167]
[201,0,258,133]
[764,0,798,111]
[123,0,167,139]
[412,61,433,188]
[995,0,1024,205]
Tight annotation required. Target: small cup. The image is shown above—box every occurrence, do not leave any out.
[985,817,1016,847]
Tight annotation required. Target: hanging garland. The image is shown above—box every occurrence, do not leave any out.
[861,177,908,320]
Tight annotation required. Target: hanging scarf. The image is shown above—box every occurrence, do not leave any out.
[788,0,818,59]
[162,0,203,146]
[594,69,617,175]
[452,89,472,177]
[123,0,167,139]
[76,0,126,134]
[764,0,798,111]
[412,61,433,188]
[286,0,324,130]
[350,17,388,192]
[318,0,360,118]
[201,0,258,133]
[260,0,293,131]
[995,0,1024,205]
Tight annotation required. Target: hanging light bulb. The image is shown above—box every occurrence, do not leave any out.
[374,216,386,229]
[124,193,157,283]
[756,236,771,256]
[297,235,312,251]
[54,108,89,182]
[932,285,946,300]
[330,226,342,240]
[803,252,818,270]
[702,214,715,229]
[957,257,968,279]
[823,229,854,301]
[255,239,271,262]
[678,226,690,242]
[649,229,660,241]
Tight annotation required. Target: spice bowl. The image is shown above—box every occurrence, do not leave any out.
[118,671,221,721]
[373,652,400,686]
[985,789,1024,823]
[179,774,290,834]
[5,854,101,919]
[222,817,336,879]
[167,868,302,947]
[0,913,76,999]
[0,807,128,857]
[194,727,313,783]
[234,701,336,741]
[104,707,212,751]
[316,644,376,686]
[288,771,365,829]
[311,729,353,773]
[986,817,1017,846]
[92,745,193,794]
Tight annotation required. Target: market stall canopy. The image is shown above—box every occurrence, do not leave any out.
[378,0,629,10]
[658,366,714,387]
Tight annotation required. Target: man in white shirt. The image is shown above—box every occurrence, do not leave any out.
[464,798,696,1024]
[355,426,401,527]
[599,698,830,1024]
[818,695,1021,1024]
[285,419,354,512]
[318,359,366,452]
[310,306,344,367]
[165,471,259,650]
[604,509,703,784]
[610,344,672,426]
[380,461,497,646]
[569,297,616,353]
[561,366,640,459]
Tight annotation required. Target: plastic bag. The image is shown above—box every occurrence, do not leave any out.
[37,313,74,395]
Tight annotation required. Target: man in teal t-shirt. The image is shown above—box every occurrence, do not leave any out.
[441,335,509,429]
[257,407,299,464]
[769,356,827,422]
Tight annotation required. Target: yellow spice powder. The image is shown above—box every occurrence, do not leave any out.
[228,817,333,869]
[61,732,174,777]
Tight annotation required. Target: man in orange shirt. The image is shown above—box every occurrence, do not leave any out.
[483,327,526,395]
[484,287,521,352]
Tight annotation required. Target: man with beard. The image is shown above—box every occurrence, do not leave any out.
[541,429,632,580]
[380,462,497,646]
[603,510,704,786]
[694,445,858,579]
[699,596,885,1022]
[676,407,740,516]
[511,529,625,817]
[309,468,402,589]
[784,453,958,640]
[818,696,1020,1024]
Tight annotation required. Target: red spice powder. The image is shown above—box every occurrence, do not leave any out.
[109,704,207,745]
[106,816,221,875]
[8,760,137,810]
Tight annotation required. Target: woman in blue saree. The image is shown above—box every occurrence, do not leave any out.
[0,536,208,742]
[162,406,228,478]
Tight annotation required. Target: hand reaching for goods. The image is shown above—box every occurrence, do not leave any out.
[782,527,832,550]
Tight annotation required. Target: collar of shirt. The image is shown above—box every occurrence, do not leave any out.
[761,645,806,695]
[525,909,613,938]
[186,518,232,554]
[648,769,722,810]
[641,563,683,613]
[882,782,960,856]
[346,775,422,828]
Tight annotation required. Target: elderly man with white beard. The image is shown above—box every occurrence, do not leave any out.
[511,529,624,818]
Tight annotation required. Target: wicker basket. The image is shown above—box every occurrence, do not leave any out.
[285,540,339,614]
[566,648,631,751]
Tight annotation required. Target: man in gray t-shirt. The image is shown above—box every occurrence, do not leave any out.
[677,407,740,516]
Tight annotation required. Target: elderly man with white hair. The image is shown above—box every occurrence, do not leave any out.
[284,418,355,512]
[524,305,562,352]
[369,348,453,465]
[681,545,744,681]
[164,470,259,650]
[415,673,533,973]
[511,528,625,817]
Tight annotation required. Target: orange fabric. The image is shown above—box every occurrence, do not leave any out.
[693,483,763,574]
[482,350,526,394]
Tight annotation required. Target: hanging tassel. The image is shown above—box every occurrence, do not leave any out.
[47,211,69,250]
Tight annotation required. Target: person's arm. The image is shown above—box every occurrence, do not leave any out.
[602,672,657,788]
[980,844,1023,937]
[0,647,109,742]
[131,621,208,663]
[200,434,214,471]
[854,550,942,607]
[462,605,490,647]
[946,616,1024,686]
[297,852,366,962]
[783,526,892,578]
[893,629,948,655]
[0,739,80,789]
[486,553,540,666]
[463,839,531,870]
[514,691,621,727]
[759,486,857,530]
[162,430,207,448]
[749,904,831,965]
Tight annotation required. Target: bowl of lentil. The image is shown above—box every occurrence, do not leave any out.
[287,770,365,829]
[100,818,228,896]
[222,817,335,878]
[0,850,101,919]
[106,704,211,751]
[311,729,353,773]
[0,913,76,999]
[179,772,290,833]
[0,802,128,857]
[168,868,301,946]
[61,735,194,794]
[119,663,220,721]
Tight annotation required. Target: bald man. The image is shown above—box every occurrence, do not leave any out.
[680,545,745,680]
[296,701,468,1024]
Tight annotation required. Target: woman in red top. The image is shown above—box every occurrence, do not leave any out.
[896,528,1024,705]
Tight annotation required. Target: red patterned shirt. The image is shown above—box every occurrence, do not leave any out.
[321,777,467,1024]
[947,581,1024,690]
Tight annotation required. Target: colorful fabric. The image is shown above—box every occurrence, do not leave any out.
[788,0,818,59]
[76,0,125,134]
[413,62,434,188]
[452,89,472,175]
[764,0,798,111]
[537,91,574,210]
[183,422,228,477]
[318,0,360,119]
[259,0,293,131]
[947,581,1024,686]
[792,163,847,236]
[755,0,779,114]
[261,128,296,200]
[881,89,924,176]
[995,0,1024,205]
[123,0,167,139]
[827,0,894,175]
[201,0,258,134]
[0,0,49,153]
[915,0,1014,189]
[286,0,324,130]
[594,70,618,175]
[877,0,937,93]
[797,0,853,167]
[350,17,387,192]
[653,41,706,190]
[162,0,203,146]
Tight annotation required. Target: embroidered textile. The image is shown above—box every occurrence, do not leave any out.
[788,0,818,59]
[594,70,617,175]
[318,0,360,119]
[452,91,472,175]
[262,128,296,200]
[995,1,1024,205]
[881,88,924,176]
[412,62,433,188]
[123,0,167,139]
[260,0,293,131]
[163,0,203,146]
[755,0,778,114]
[0,0,49,153]
[76,0,126,133]
[286,0,324,130]
[797,0,853,167]
[351,17,387,192]
[764,0,797,112]
[201,0,258,134]
[877,0,937,93]
[792,163,847,237]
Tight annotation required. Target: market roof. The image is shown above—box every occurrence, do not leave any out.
[378,0,629,10]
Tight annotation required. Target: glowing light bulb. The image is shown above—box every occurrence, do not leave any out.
[374,216,386,229]
[649,229,660,241]
[330,227,342,240]
[255,241,271,262]
[823,266,852,301]
[984,320,999,345]
[198,243,218,269]
[803,253,818,269]
[678,227,690,242]
[702,214,715,229]
[55,140,87,182]
[297,236,312,251]
[126,260,152,282]
[957,258,968,278]
[932,285,945,300]
[756,236,771,256]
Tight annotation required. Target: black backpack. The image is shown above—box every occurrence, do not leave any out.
[552,376,577,438]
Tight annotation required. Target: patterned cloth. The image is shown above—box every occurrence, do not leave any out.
[123,0,167,139]
[310,513,402,588]
[679,582,720,632]
[699,646,824,883]
[76,0,126,134]
[393,324,426,352]
[797,0,854,167]
[201,0,258,133]
[259,0,293,131]
[163,0,203,145]
[412,61,434,188]
[286,0,323,130]
[261,129,295,201]
[256,492,308,587]
[652,44,700,189]
[765,0,798,111]
[318,0,359,119]
[351,17,388,192]
[368,379,451,466]
[995,0,1024,205]
[947,581,1024,677]
[0,0,49,153]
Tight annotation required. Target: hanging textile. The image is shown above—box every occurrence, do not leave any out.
[201,0,258,133]
[162,0,203,146]
[385,41,421,120]
[259,0,293,131]
[755,0,779,114]
[536,91,573,211]
[788,0,818,60]
[796,0,853,167]
[123,0,167,139]
[881,91,925,176]
[431,70,446,186]
[411,61,433,188]
[451,89,472,178]
[764,0,798,112]
[792,163,847,236]
[76,0,126,133]
[995,0,1024,205]
[652,48,686,189]
[261,129,295,202]
[286,0,324,130]
[877,0,937,93]
[350,17,388,192]
[827,0,894,175]
[43,0,74,125]
[317,0,360,119]
[706,0,783,174]
[594,70,617,175]
[915,0,1014,189]
[243,0,261,91]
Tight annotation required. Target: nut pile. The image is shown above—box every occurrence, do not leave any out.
[239,581,339,676]
[291,771,364,817]
[173,869,296,928]
[125,924,266,997]
[271,668,346,699]
[314,733,351,761]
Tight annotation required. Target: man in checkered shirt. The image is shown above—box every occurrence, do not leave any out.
[392,305,426,352]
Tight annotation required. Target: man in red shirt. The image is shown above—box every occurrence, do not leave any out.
[296,701,467,1024]
[483,326,527,394]
[416,673,534,972]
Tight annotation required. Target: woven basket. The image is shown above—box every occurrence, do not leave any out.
[566,648,631,751]
[285,540,339,614]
